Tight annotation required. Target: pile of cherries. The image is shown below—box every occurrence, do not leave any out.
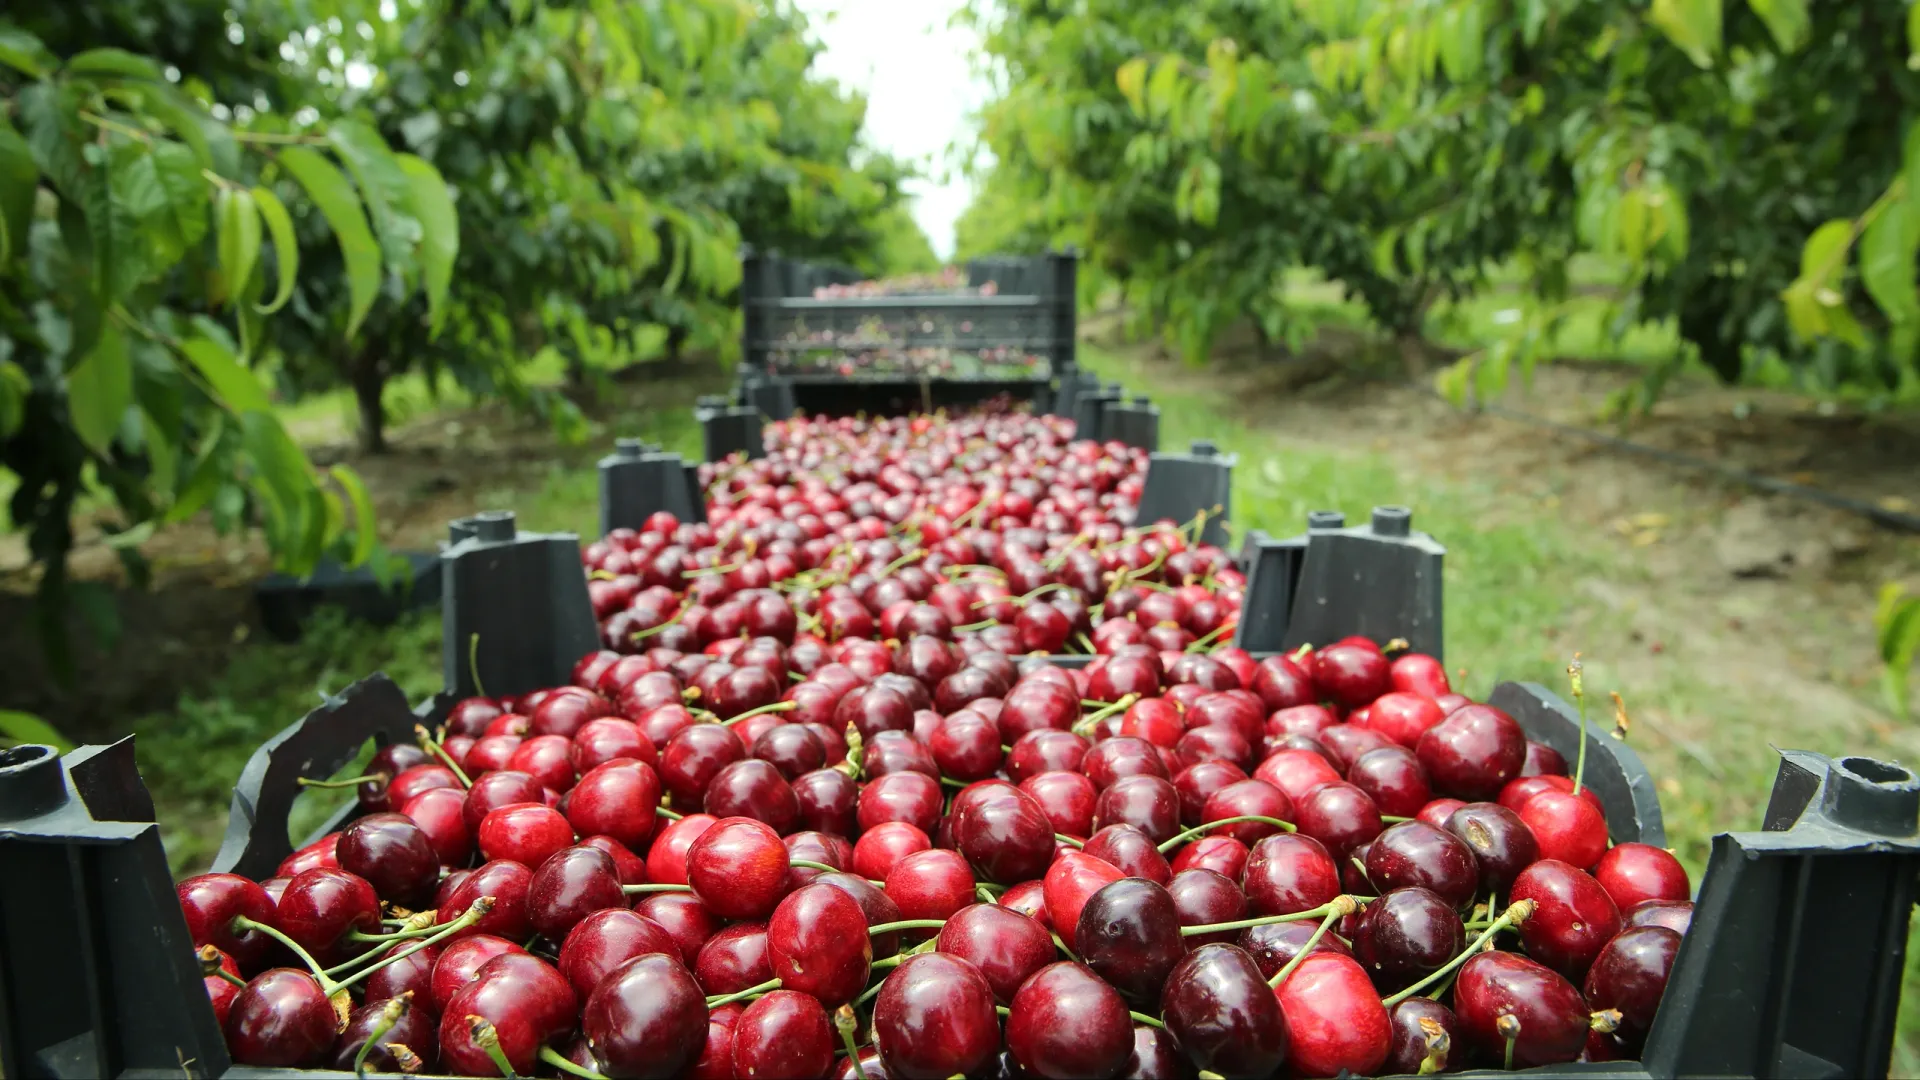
[177,628,1690,1077]
[582,411,1246,663]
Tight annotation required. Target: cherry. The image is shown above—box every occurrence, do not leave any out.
[1520,790,1610,869]
[864,729,940,779]
[1266,703,1337,739]
[1414,704,1526,800]
[1238,918,1351,981]
[1522,739,1567,777]
[581,953,710,1078]
[792,767,859,835]
[557,908,680,1000]
[1242,832,1341,918]
[1345,746,1433,818]
[872,953,1002,1080]
[932,712,1006,781]
[1121,1022,1185,1080]
[1292,781,1383,859]
[997,878,1050,927]
[1043,850,1127,950]
[838,682,918,740]
[1624,898,1693,936]
[1510,859,1622,979]
[399,785,472,866]
[477,803,575,868]
[1384,996,1460,1075]
[1198,779,1294,846]
[693,1002,744,1080]
[702,758,800,834]
[361,938,441,1010]
[1160,944,1290,1077]
[1168,868,1246,947]
[753,722,827,780]
[355,743,434,812]
[1364,821,1480,909]
[687,816,793,920]
[1171,834,1249,880]
[694,921,772,995]
[1274,950,1392,1077]
[1076,878,1188,1005]
[857,769,944,835]
[1007,961,1135,1079]
[177,873,280,973]
[1081,823,1172,884]
[1252,749,1342,803]
[885,848,976,921]
[935,902,1055,1002]
[1352,886,1466,991]
[1453,950,1589,1067]
[276,867,381,964]
[462,769,547,834]
[633,892,721,967]
[565,760,661,849]
[1444,802,1540,892]
[329,995,437,1074]
[646,813,717,885]
[852,821,933,882]
[1251,654,1318,711]
[1185,691,1264,746]
[1021,769,1098,839]
[1583,925,1682,1052]
[464,734,523,776]
[767,882,873,1006]
[660,724,746,809]
[1118,697,1186,748]
[1593,842,1691,909]
[446,697,505,737]
[1173,760,1250,826]
[531,688,613,738]
[1093,774,1182,843]
[526,845,626,941]
[1389,652,1450,697]
[957,789,1057,883]
[1363,691,1447,749]
[506,733,577,792]
[935,665,1011,715]
[431,935,528,1013]
[1006,729,1091,784]
[732,989,836,1079]
[387,764,462,807]
[222,968,337,1066]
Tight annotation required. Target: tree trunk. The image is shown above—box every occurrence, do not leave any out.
[351,358,387,455]
[1397,333,1433,379]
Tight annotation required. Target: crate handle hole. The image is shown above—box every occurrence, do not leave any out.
[0,744,54,771]
[1840,757,1914,787]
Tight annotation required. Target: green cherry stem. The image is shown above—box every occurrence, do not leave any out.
[1267,897,1358,988]
[197,945,247,989]
[539,1046,610,1080]
[836,1005,869,1080]
[415,724,473,788]
[867,919,949,935]
[296,772,388,789]
[352,993,409,1079]
[1054,833,1085,849]
[1157,815,1296,853]
[1382,899,1537,1008]
[623,883,694,894]
[1179,896,1371,938]
[720,700,799,726]
[790,859,843,874]
[230,915,327,979]
[469,1014,518,1078]
[1129,1011,1167,1030]
[330,899,494,994]
[706,977,781,1008]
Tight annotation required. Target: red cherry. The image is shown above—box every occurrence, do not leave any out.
[1521,739,1567,777]
[1453,950,1589,1067]
[462,770,547,833]
[768,882,873,1006]
[1198,779,1294,846]
[275,867,381,964]
[1007,961,1135,1079]
[1583,925,1682,1053]
[1043,850,1127,951]
[222,968,337,1066]
[693,921,772,995]
[1623,898,1693,936]
[872,953,1002,1080]
[1253,749,1343,803]
[1510,859,1623,979]
[1389,652,1450,698]
[361,938,441,1010]
[1414,704,1526,800]
[1160,944,1291,1078]
[177,873,279,973]
[702,758,800,834]
[885,848,976,922]
[506,733,578,793]
[1593,842,1690,909]
[1384,997,1460,1075]
[1310,643,1391,708]
[857,769,944,835]
[430,934,527,1013]
[645,812,717,885]
[1020,769,1098,839]
[1005,729,1091,784]
[477,802,576,868]
[1238,919,1351,982]
[1292,781,1384,860]
[337,811,440,907]
[438,952,576,1073]
[692,1002,744,1080]
[1167,867,1246,947]
[1082,823,1173,884]
[1444,802,1541,892]
[526,845,625,940]
[1242,833,1341,917]
[1346,746,1433,817]
[439,860,534,942]
[556,908,679,1000]
[732,990,836,1079]
[1364,821,1480,909]
[1364,691,1447,749]
[1093,774,1182,844]
[793,767,859,835]
[399,785,472,865]
[633,892,721,967]
[1519,790,1610,869]
[1273,951,1392,1078]
[581,953,710,1078]
[1415,797,1469,829]
[687,816,793,920]
[935,902,1055,1003]
[1170,834,1249,880]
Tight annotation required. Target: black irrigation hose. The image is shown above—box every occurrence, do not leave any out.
[1410,383,1920,535]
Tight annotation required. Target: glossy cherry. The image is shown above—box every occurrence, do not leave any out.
[1624,898,1693,936]
[1043,850,1127,951]
[430,934,528,1013]
[632,891,721,967]
[462,769,547,833]
[686,816,793,920]
[1292,781,1384,860]
[1385,996,1461,1075]
[581,953,710,1078]
[1160,944,1290,1078]
[1076,878,1188,1006]
[732,989,835,1079]
[1510,859,1623,979]
[1274,951,1392,1078]
[1593,842,1691,909]
[437,952,577,1075]
[956,790,1057,884]
[1242,832,1341,917]
[767,881,873,1006]
[1082,823,1173,884]
[1444,801,1541,892]
[1453,950,1589,1067]
[222,968,337,1066]
[1007,961,1135,1080]
[565,760,661,849]
[1519,789,1610,869]
[1346,746,1434,818]
[476,803,575,868]
[1352,886,1466,991]
[645,812,717,885]
[526,845,625,941]
[1238,918,1351,982]
[556,907,680,1001]
[177,873,280,973]
[1167,867,1246,948]
[885,848,976,922]
[856,769,944,836]
[1583,925,1682,1052]
[1364,821,1480,909]
[1415,704,1526,800]
[275,867,381,964]
[872,952,1002,1080]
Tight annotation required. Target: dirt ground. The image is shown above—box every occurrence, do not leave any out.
[1084,311,1920,788]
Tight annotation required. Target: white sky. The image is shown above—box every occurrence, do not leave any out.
[792,0,989,260]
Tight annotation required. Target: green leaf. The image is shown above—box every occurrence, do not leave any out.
[251,185,299,315]
[215,187,262,308]
[142,406,177,499]
[142,86,237,177]
[65,48,162,82]
[1647,0,1721,67]
[118,141,207,270]
[1746,0,1808,52]
[1116,57,1150,116]
[0,710,74,752]
[67,322,132,454]
[0,25,55,79]
[330,464,378,568]
[1876,584,1920,717]
[241,411,326,574]
[1800,219,1855,285]
[327,118,419,266]
[397,154,457,336]
[1860,200,1919,324]
[179,332,270,414]
[0,113,36,265]
[279,147,381,338]
[0,360,28,437]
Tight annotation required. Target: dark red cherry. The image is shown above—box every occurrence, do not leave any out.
[632,892,720,967]
[687,816,793,920]
[1251,655,1317,711]
[1315,724,1398,772]
[1310,643,1391,708]
[1081,823,1172,885]
[328,995,436,1074]
[932,712,1006,782]
[1519,790,1610,869]
[565,760,661,850]
[557,908,680,1000]
[935,902,1055,1003]
[1020,769,1098,840]
[1167,868,1246,947]
[1454,950,1589,1067]
[1174,761,1249,827]
[693,1002,743,1080]
[1623,899,1693,936]
[792,767,859,836]
[1082,737,1170,790]
[462,769,547,833]
[1273,951,1391,1078]
[275,867,381,964]
[885,848,976,922]
[645,813,717,886]
[753,723,827,780]
[872,953,1001,1080]
[768,882,873,1006]
[1346,746,1433,818]
[1198,779,1294,846]
[863,729,939,779]
[1007,961,1135,1079]
[702,758,800,834]
[857,769,944,836]
[1415,704,1526,800]
[1582,925,1681,1052]
[1170,834,1248,880]
[1444,802,1540,892]
[1121,1022,1186,1080]
[526,845,625,941]
[1352,886,1466,991]
[659,724,746,809]
[956,790,1057,884]
[1094,774,1181,844]
[1076,878,1188,1006]
[1006,729,1091,784]
[693,921,772,995]
[177,873,279,974]
[430,935,527,1013]
[581,953,710,1078]
[222,968,336,1066]
[399,785,472,866]
[1510,859,1622,980]
[1160,944,1289,1077]
[1292,781,1384,860]
[476,803,575,868]
[1238,918,1351,982]
[356,743,434,812]
[1365,821,1480,909]
[436,953,576,1074]
[732,990,835,1079]
[1243,832,1341,917]
[1522,739,1568,777]
[1593,842,1691,909]
[361,939,441,1010]
[1385,997,1460,1076]
[1043,850,1127,951]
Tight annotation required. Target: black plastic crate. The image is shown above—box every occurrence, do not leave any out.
[253,551,442,643]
